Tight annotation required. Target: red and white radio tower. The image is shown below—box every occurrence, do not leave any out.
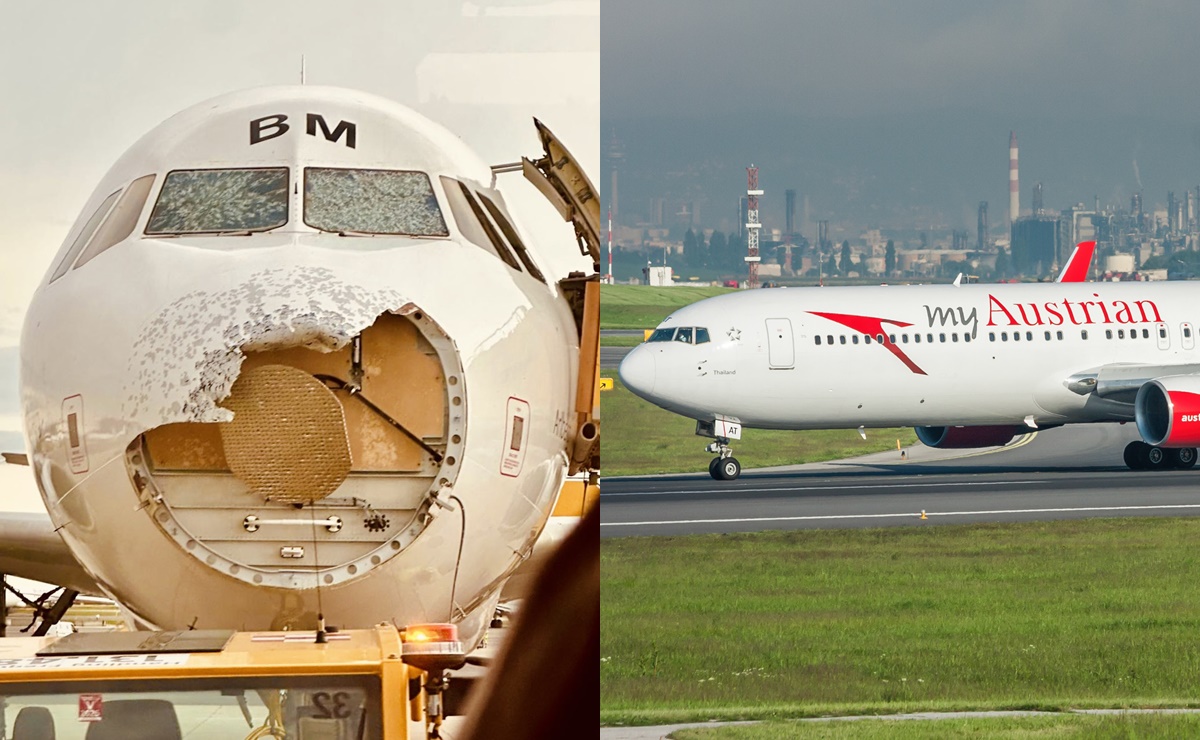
[745,165,762,288]
[1009,131,1019,228]
[606,206,613,284]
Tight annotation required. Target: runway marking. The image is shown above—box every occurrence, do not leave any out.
[601,479,1049,498]
[601,502,1200,528]
[602,431,1041,485]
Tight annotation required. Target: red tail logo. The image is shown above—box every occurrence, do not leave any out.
[808,311,928,375]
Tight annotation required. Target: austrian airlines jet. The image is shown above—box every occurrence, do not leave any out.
[0,86,599,646]
[620,258,1199,480]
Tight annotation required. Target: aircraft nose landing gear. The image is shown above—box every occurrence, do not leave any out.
[705,439,741,480]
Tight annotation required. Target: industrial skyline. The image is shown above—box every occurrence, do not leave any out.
[602,1,1200,282]
[604,125,1200,284]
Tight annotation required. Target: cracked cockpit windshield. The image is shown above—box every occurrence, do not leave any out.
[304,168,449,236]
[145,168,289,235]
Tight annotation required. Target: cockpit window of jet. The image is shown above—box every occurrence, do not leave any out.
[146,168,289,235]
[647,326,710,344]
[304,168,449,236]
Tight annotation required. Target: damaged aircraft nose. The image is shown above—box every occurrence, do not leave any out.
[124,265,420,426]
[221,364,353,504]
[124,273,467,591]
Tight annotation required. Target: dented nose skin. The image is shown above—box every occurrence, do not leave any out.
[619,344,657,399]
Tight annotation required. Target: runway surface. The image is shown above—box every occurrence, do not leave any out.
[600,346,631,368]
[600,423,1200,536]
[600,329,637,369]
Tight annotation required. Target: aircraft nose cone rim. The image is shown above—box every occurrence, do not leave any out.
[618,345,656,397]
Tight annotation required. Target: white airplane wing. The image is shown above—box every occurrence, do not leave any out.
[0,460,100,595]
[1067,361,1200,403]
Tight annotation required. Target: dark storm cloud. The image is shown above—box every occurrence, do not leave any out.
[603,0,1200,119]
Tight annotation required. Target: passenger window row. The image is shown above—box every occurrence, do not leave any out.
[814,332,970,346]
[986,327,1152,342]
[812,325,1182,346]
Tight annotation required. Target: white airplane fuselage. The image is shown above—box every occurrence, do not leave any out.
[620,282,1200,447]
[20,87,591,642]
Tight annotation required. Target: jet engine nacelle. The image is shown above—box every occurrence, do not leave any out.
[1135,376,1200,447]
[914,425,1024,448]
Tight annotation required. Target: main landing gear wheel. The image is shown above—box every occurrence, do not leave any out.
[1124,441,1147,470]
[1145,445,1169,470]
[1124,441,1197,470]
[1170,447,1199,470]
[712,457,741,481]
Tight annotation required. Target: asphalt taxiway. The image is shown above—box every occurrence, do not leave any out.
[600,329,638,368]
[600,423,1200,536]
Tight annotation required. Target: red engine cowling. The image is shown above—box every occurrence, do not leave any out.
[1135,377,1200,447]
[915,425,1025,448]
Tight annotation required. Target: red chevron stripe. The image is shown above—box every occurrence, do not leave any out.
[808,311,928,375]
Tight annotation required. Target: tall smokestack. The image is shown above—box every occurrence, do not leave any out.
[1009,131,1019,227]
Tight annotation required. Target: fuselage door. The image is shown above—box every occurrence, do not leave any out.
[1157,323,1170,350]
[765,318,795,369]
[1182,322,1195,351]
[519,120,600,262]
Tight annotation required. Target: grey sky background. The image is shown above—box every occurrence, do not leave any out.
[601,1,1200,235]
[0,0,597,442]
[603,1,1200,119]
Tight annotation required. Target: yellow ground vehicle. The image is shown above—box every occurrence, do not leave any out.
[0,623,471,739]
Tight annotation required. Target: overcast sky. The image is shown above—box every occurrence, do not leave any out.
[603,0,1200,120]
[600,0,1200,236]
[0,0,598,348]
[0,0,596,445]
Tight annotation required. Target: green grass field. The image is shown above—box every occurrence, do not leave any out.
[600,378,916,477]
[671,713,1200,739]
[600,284,735,329]
[601,518,1200,726]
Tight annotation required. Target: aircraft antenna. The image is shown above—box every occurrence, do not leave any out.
[309,505,327,643]
[606,205,613,284]
[300,54,306,85]
[745,166,762,289]
[447,495,467,622]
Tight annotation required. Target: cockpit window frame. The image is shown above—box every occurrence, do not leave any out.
[49,188,122,284]
[440,177,524,272]
[476,192,546,284]
[74,174,157,269]
[144,166,290,236]
[647,326,710,345]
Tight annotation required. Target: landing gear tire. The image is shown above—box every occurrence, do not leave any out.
[717,457,741,481]
[1124,441,1147,470]
[1169,447,1198,470]
[705,437,740,480]
[1144,444,1170,470]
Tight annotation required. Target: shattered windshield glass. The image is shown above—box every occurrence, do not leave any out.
[145,168,288,235]
[304,168,449,236]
